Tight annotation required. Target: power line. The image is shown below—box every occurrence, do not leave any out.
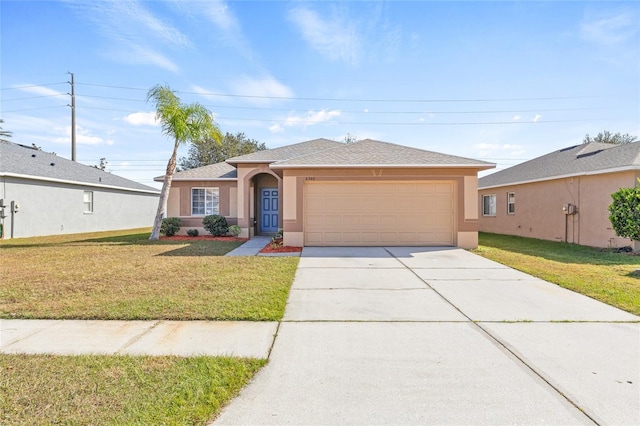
[2,94,68,102]
[2,105,68,113]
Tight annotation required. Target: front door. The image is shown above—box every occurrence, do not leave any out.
[260,188,279,233]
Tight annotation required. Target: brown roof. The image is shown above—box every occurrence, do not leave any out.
[271,139,495,169]
[225,138,343,163]
[155,161,237,182]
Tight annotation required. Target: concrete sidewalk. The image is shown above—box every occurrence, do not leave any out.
[225,236,271,256]
[213,246,640,426]
[0,319,277,358]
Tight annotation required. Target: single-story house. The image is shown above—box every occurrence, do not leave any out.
[478,141,640,249]
[0,141,160,239]
[157,138,494,248]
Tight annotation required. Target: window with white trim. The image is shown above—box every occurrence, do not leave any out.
[83,191,93,213]
[482,194,496,216]
[191,188,219,215]
[507,192,515,214]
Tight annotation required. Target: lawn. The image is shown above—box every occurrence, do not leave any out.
[0,228,299,320]
[474,233,640,315]
[0,354,265,425]
[0,228,299,424]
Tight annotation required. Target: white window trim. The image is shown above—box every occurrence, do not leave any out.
[191,187,220,216]
[482,194,496,217]
[507,192,515,215]
[83,191,93,214]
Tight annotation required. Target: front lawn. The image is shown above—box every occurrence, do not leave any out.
[0,354,264,425]
[474,233,640,315]
[0,228,299,320]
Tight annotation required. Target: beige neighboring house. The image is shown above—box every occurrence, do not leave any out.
[478,141,640,249]
[156,138,494,248]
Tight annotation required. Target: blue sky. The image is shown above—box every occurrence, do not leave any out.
[2,0,639,188]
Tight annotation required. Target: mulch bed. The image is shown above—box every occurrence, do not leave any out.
[160,235,248,242]
[259,237,302,254]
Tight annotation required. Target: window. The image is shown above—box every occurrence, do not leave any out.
[83,191,93,213]
[191,188,219,215]
[507,192,515,214]
[482,194,496,216]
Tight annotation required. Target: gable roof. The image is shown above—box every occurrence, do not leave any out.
[479,141,640,189]
[225,138,343,164]
[271,139,495,169]
[0,141,160,194]
[158,161,237,182]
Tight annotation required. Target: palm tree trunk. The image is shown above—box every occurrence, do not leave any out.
[149,140,180,240]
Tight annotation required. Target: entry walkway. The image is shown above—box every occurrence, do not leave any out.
[213,247,640,426]
[225,236,271,256]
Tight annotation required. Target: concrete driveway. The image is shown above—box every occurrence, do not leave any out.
[213,247,639,425]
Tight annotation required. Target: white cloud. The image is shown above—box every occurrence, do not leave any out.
[62,0,188,72]
[124,112,158,126]
[54,125,104,145]
[228,76,294,103]
[580,12,638,46]
[13,84,66,97]
[285,110,341,127]
[287,6,361,65]
[533,114,542,123]
[269,123,284,133]
[512,115,521,121]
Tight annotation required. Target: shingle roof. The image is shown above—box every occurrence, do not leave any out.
[271,139,495,169]
[479,141,640,189]
[157,161,237,181]
[0,141,160,194]
[226,138,343,163]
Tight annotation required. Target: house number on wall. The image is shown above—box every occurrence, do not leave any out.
[305,177,315,181]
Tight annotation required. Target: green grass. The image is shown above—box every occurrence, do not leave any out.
[473,233,640,315]
[0,228,299,320]
[0,354,265,425]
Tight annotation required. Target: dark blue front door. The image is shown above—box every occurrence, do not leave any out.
[260,188,279,233]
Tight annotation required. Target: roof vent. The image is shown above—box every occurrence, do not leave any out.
[31,154,36,158]
[576,150,603,159]
[50,162,55,166]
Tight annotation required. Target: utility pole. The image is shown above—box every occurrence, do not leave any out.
[68,72,76,161]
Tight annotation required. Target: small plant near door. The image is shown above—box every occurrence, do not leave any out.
[203,215,229,236]
[186,229,199,237]
[228,225,241,237]
[270,230,284,249]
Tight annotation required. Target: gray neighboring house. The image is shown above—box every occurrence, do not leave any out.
[0,141,160,239]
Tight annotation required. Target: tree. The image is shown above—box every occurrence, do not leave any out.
[608,179,640,251]
[178,132,266,170]
[147,84,221,240]
[583,131,636,145]
[343,133,357,144]
[0,119,12,142]
[93,157,108,171]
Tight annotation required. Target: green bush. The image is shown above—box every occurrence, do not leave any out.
[609,180,640,242]
[228,225,241,237]
[186,229,199,237]
[160,217,181,237]
[203,215,229,236]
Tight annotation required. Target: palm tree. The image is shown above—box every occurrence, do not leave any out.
[0,119,13,142]
[147,84,221,240]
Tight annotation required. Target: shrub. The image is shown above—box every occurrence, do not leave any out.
[160,217,181,237]
[203,215,229,236]
[228,225,241,237]
[608,180,640,243]
[186,229,199,237]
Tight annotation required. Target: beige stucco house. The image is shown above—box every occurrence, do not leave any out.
[478,141,640,249]
[157,138,494,248]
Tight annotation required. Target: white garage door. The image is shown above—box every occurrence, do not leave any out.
[304,181,455,246]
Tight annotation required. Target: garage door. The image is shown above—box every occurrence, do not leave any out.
[304,181,455,246]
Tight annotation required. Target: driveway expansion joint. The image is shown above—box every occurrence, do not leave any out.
[383,247,599,425]
[115,320,161,355]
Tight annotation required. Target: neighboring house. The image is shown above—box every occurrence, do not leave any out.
[478,141,640,249]
[0,141,160,239]
[158,138,494,248]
